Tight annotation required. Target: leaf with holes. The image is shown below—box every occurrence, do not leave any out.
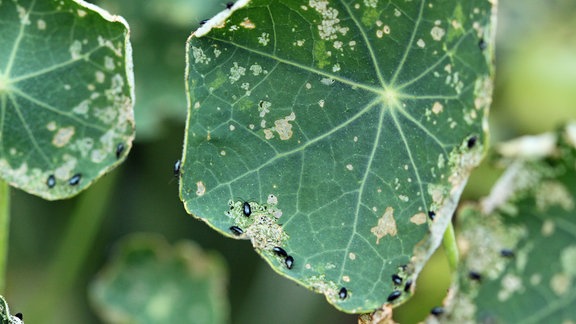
[180,0,494,313]
[439,125,576,323]
[90,234,229,324]
[0,0,134,200]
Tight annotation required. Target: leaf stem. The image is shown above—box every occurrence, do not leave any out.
[28,171,118,322]
[0,180,10,293]
[442,222,459,272]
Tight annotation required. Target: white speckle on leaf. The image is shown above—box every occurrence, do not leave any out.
[37,19,46,30]
[343,275,350,282]
[229,62,246,84]
[95,71,105,83]
[530,273,542,286]
[541,220,555,237]
[52,127,75,147]
[332,63,341,72]
[349,252,356,260]
[309,0,349,40]
[54,155,77,180]
[430,26,445,41]
[321,78,335,85]
[394,9,401,17]
[192,46,210,64]
[104,56,115,70]
[417,38,425,48]
[250,64,263,75]
[73,100,90,115]
[196,181,206,196]
[229,125,235,131]
[305,82,312,89]
[259,100,271,117]
[318,99,325,108]
[353,136,358,142]
[70,40,83,60]
[550,273,571,296]
[363,0,377,8]
[399,195,409,202]
[264,129,274,139]
[46,121,56,131]
[258,32,270,46]
[77,9,87,17]
[497,273,523,301]
[561,245,576,276]
[267,194,278,205]
[536,181,574,211]
[346,164,353,171]
[214,48,221,57]
[371,207,397,244]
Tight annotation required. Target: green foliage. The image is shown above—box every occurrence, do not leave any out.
[181,0,494,313]
[0,0,134,200]
[441,124,576,323]
[90,234,229,324]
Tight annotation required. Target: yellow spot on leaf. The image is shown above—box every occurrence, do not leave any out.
[370,207,397,244]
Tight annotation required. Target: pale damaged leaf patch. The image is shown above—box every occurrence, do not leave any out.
[181,0,495,313]
[435,123,576,323]
[0,0,134,199]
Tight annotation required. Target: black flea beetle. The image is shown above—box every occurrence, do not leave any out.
[115,143,125,159]
[47,174,56,188]
[226,2,234,9]
[200,19,208,26]
[430,306,444,316]
[285,255,294,269]
[338,287,347,299]
[392,274,402,285]
[387,290,401,302]
[478,38,487,50]
[243,201,251,217]
[273,246,288,258]
[404,279,413,293]
[428,211,436,221]
[174,160,181,177]
[69,173,82,186]
[469,271,482,281]
[500,249,515,258]
[229,226,243,236]
[467,136,478,149]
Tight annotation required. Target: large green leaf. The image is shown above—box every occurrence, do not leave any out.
[438,124,576,323]
[0,0,134,200]
[181,0,494,313]
[89,234,229,324]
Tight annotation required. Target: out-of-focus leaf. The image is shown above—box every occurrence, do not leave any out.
[436,123,576,323]
[89,234,229,324]
[181,0,495,313]
[0,0,134,199]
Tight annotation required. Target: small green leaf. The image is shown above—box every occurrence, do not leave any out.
[0,0,134,200]
[89,234,229,324]
[442,124,576,323]
[181,0,494,313]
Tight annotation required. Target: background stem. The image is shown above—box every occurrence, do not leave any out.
[28,171,118,322]
[0,180,10,293]
[442,222,459,272]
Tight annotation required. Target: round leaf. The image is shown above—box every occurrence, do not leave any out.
[442,125,576,323]
[0,0,134,200]
[90,234,229,324]
[181,0,494,313]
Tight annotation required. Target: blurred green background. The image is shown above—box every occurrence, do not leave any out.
[4,0,576,323]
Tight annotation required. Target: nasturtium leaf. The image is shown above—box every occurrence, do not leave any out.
[181,0,494,313]
[440,124,576,323]
[0,295,22,324]
[0,0,134,200]
[90,234,229,324]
